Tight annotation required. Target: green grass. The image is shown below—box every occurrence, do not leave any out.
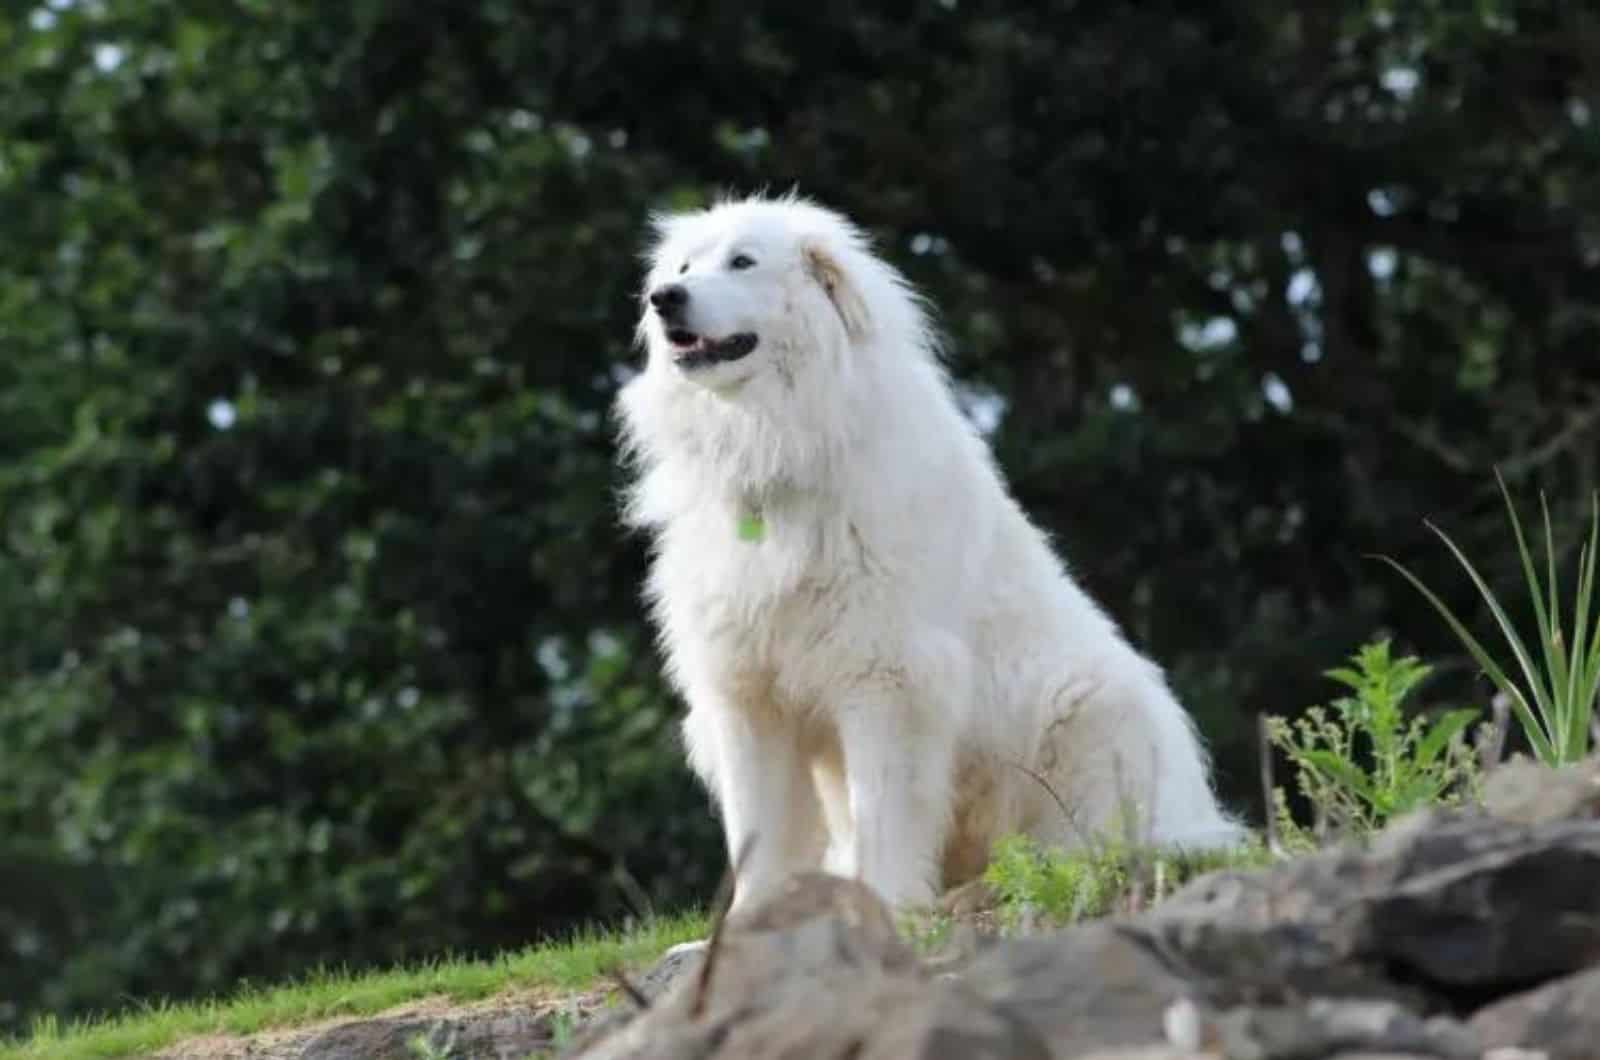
[1,913,705,1060]
[982,832,1274,928]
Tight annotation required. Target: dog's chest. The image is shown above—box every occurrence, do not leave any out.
[653,509,860,670]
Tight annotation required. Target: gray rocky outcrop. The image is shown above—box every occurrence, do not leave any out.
[567,757,1600,1060]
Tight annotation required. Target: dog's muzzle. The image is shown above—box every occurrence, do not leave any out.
[647,283,758,370]
[666,331,760,371]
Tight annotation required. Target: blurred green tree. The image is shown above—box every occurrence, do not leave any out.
[2,0,1597,1032]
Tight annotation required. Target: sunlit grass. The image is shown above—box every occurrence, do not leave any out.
[982,832,1274,928]
[1,913,705,1060]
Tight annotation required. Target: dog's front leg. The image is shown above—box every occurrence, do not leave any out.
[833,686,953,910]
[686,703,824,917]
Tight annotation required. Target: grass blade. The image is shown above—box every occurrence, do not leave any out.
[1491,473,1565,757]
[1500,472,1563,708]
[1423,518,1562,758]
[1413,708,1479,771]
[1529,482,1573,743]
[1567,497,1600,756]
[1377,554,1556,762]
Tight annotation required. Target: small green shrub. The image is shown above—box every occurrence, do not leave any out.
[1381,472,1600,765]
[1266,639,1480,842]
[895,910,955,956]
[981,833,1270,929]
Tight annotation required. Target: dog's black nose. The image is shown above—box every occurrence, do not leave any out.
[649,284,688,314]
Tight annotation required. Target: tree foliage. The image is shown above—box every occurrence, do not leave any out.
[2,0,1597,1032]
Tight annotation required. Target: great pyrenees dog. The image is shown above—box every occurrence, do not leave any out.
[616,193,1242,915]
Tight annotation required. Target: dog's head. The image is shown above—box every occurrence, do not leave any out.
[637,196,874,391]
[618,194,944,520]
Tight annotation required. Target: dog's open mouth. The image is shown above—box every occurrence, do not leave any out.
[666,330,759,370]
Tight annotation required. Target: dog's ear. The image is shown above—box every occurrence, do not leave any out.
[803,242,871,341]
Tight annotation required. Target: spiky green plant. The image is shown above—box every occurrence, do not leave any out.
[1380,471,1600,765]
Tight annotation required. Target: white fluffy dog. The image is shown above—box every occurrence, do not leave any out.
[616,193,1242,915]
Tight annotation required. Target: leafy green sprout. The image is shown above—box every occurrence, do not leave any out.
[1380,470,1600,765]
[1264,639,1480,841]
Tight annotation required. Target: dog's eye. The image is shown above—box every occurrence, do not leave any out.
[729,254,756,271]
[677,261,689,275]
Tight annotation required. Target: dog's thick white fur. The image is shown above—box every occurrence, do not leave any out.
[616,193,1243,914]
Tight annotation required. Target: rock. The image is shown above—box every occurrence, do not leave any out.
[1481,754,1600,825]
[958,918,1422,1056]
[957,924,1186,1055]
[572,873,1047,1059]
[1207,998,1476,1059]
[297,1011,554,1060]
[631,942,705,1003]
[1026,1050,1207,1060]
[1164,811,1600,1001]
[595,973,1053,1059]
[559,942,705,1049]
[725,871,913,954]
[940,878,1001,917]
[1471,964,1600,1059]
[1357,817,1600,993]
[571,778,1600,1060]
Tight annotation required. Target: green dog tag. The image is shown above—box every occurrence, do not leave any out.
[736,512,766,542]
